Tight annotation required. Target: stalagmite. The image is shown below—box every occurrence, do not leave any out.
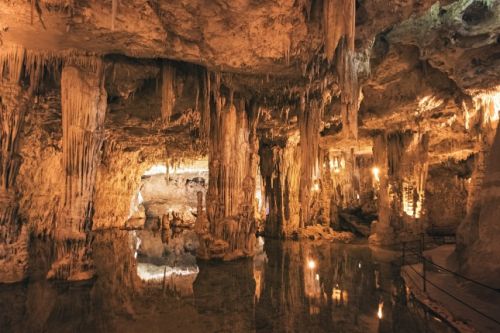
[48,58,107,280]
[161,61,176,127]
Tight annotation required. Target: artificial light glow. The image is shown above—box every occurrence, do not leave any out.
[333,287,342,302]
[372,167,380,182]
[312,183,320,192]
[307,259,316,270]
[377,301,384,319]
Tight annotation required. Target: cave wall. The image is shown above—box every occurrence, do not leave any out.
[425,160,471,233]
[461,123,500,287]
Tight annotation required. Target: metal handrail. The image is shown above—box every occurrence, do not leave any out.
[406,263,500,326]
[404,246,500,293]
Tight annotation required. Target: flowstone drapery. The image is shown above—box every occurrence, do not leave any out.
[0,47,33,283]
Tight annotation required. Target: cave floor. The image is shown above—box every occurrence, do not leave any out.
[0,232,454,333]
[402,245,500,333]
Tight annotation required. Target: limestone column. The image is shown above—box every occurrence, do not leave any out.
[258,133,300,238]
[0,70,31,283]
[200,89,259,260]
[48,59,107,280]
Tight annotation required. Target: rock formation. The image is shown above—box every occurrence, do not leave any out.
[0,0,497,288]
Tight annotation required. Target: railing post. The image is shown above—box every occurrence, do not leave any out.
[402,242,406,266]
[421,232,427,292]
[423,255,427,292]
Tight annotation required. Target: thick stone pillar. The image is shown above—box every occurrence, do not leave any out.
[369,131,429,245]
[258,133,300,238]
[0,79,31,283]
[197,90,259,260]
[47,60,107,280]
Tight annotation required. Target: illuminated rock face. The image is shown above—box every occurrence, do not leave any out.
[370,131,429,245]
[460,124,500,287]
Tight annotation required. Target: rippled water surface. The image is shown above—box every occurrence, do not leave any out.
[0,231,451,332]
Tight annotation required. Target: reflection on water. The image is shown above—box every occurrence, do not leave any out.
[0,230,451,333]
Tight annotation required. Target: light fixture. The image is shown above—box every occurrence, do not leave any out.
[307,259,316,270]
[377,301,384,319]
[372,167,380,182]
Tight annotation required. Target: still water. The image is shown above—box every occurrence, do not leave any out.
[0,230,450,333]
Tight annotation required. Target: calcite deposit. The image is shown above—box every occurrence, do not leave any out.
[0,0,499,301]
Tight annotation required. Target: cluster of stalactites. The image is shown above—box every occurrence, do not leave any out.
[0,44,105,92]
[160,61,176,127]
[322,0,359,140]
[299,96,324,227]
[60,58,107,239]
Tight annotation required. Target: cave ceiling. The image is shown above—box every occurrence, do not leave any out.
[1,0,499,161]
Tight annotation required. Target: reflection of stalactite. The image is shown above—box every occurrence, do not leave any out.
[161,61,175,127]
[299,97,323,227]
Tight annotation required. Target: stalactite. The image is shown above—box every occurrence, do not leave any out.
[111,0,118,31]
[48,58,107,280]
[323,0,355,62]
[322,0,359,139]
[1,44,103,92]
[299,96,323,227]
[200,68,211,139]
[161,61,176,127]
[336,39,360,140]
